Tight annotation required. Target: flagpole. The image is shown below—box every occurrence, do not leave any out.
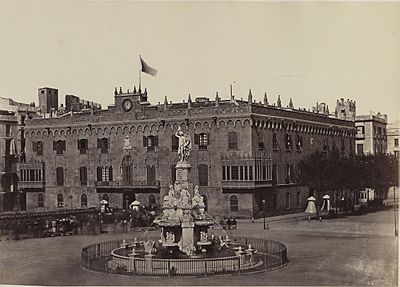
[139,69,141,90]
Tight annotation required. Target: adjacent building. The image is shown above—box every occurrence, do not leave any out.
[387,120,399,158]
[355,112,387,155]
[19,86,357,218]
[0,97,38,211]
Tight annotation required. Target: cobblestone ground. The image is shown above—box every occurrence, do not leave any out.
[0,207,397,286]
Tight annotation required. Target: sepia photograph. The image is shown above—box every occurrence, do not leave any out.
[0,1,398,286]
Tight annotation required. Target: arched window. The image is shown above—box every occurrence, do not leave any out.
[147,165,156,185]
[38,193,44,208]
[203,195,208,212]
[102,194,109,202]
[57,193,64,208]
[286,192,290,209]
[148,194,156,206]
[198,164,208,186]
[56,167,64,186]
[81,194,88,207]
[122,156,133,185]
[230,195,238,212]
[228,132,238,150]
[171,134,179,151]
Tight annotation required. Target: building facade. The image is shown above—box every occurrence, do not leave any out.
[0,97,38,211]
[355,113,387,155]
[20,87,356,218]
[387,120,399,158]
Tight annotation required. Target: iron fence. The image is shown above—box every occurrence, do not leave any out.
[81,236,288,276]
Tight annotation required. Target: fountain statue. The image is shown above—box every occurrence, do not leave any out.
[153,127,214,256]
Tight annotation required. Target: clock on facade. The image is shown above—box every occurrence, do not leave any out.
[122,99,133,112]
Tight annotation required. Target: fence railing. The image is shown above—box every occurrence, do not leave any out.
[81,236,288,276]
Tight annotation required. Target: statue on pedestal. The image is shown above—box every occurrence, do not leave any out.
[191,186,204,207]
[175,127,192,162]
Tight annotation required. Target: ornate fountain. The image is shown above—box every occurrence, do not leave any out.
[101,127,278,276]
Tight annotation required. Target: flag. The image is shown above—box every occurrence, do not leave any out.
[140,56,157,77]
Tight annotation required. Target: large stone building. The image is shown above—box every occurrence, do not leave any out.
[20,87,356,218]
[387,120,399,158]
[0,97,38,211]
[355,112,387,155]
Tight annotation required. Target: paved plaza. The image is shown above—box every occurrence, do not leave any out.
[0,207,398,286]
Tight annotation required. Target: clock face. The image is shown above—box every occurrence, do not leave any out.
[122,99,132,112]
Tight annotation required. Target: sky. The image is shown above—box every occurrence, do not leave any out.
[0,1,399,122]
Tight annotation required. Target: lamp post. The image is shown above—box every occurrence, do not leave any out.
[262,199,266,230]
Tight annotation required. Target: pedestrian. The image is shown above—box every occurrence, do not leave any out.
[227,217,232,230]
[232,217,237,229]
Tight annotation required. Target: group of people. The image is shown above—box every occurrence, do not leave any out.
[219,217,237,230]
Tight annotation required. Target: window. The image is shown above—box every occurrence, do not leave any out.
[272,133,278,150]
[33,141,43,156]
[198,133,209,150]
[56,167,64,186]
[81,194,88,207]
[148,194,156,206]
[272,164,277,184]
[296,135,303,150]
[147,165,156,185]
[249,166,253,180]
[53,140,66,155]
[172,134,179,151]
[286,192,290,209]
[357,126,365,136]
[285,134,292,150]
[5,125,11,137]
[198,164,209,186]
[357,144,364,155]
[257,134,264,150]
[38,193,44,208]
[143,135,158,151]
[395,139,399,147]
[97,166,112,182]
[77,138,88,154]
[323,138,328,152]
[203,195,208,212]
[79,166,87,185]
[97,138,109,153]
[171,165,176,184]
[222,166,226,181]
[57,194,64,208]
[230,195,238,212]
[231,166,239,180]
[228,132,238,150]
[296,192,301,208]
[122,155,133,185]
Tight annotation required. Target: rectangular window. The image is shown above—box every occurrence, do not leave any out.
[37,141,43,156]
[357,144,364,155]
[357,126,365,136]
[5,125,11,137]
[78,139,88,154]
[53,140,66,155]
[272,164,277,183]
[231,166,239,180]
[199,133,208,150]
[395,139,399,147]
[222,166,226,181]
[97,138,109,153]
[272,133,278,150]
[56,168,64,186]
[285,134,292,150]
[80,166,87,185]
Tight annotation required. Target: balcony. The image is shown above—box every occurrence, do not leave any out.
[221,179,272,189]
[19,181,45,189]
[95,180,160,189]
[356,134,365,140]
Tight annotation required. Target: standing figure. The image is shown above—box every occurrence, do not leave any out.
[175,127,192,162]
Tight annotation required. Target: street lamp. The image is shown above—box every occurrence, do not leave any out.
[262,199,266,230]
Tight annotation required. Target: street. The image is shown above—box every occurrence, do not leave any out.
[0,206,397,286]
